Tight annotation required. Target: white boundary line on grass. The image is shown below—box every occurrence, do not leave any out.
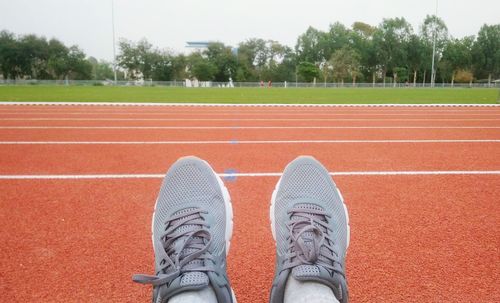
[1,112,500,116]
[0,102,499,107]
[1,109,499,114]
[1,139,499,145]
[1,170,499,180]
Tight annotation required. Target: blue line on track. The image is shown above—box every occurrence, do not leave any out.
[223,169,239,182]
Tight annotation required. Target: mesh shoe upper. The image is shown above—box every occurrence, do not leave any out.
[133,156,234,303]
[270,156,350,303]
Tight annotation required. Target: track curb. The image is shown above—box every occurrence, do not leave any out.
[0,102,499,107]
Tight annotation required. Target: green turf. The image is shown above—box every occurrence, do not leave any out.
[0,86,497,104]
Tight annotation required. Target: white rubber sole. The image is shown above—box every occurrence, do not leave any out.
[269,175,350,250]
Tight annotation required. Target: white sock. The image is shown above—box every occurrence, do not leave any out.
[168,286,218,303]
[284,276,339,303]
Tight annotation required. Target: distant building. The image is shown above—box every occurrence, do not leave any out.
[186,41,238,55]
[186,41,211,50]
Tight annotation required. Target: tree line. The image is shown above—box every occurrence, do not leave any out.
[1,16,499,85]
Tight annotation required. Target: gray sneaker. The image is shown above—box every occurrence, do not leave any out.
[269,156,350,303]
[133,156,236,303]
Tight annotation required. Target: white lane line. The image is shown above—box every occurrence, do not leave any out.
[1,170,499,180]
[1,109,499,114]
[1,112,499,116]
[1,118,499,121]
[2,126,500,130]
[1,102,499,107]
[1,139,499,145]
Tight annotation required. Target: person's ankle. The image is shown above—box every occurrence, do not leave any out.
[169,286,218,303]
[284,276,339,303]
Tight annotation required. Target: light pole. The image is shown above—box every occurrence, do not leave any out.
[112,0,117,84]
[430,0,438,88]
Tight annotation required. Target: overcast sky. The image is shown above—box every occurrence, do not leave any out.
[1,0,499,61]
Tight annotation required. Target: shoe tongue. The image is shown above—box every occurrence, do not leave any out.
[179,272,209,288]
[292,265,321,280]
[291,202,326,260]
[290,202,334,280]
[169,208,209,288]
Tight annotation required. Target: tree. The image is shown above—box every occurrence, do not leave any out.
[47,38,69,79]
[89,57,115,80]
[472,24,500,85]
[0,34,90,81]
[137,40,156,80]
[392,66,409,84]
[295,27,325,64]
[117,39,155,80]
[441,36,474,85]
[18,34,50,79]
[237,39,294,82]
[240,39,268,68]
[454,70,473,83]
[237,38,268,80]
[330,46,361,85]
[352,22,376,37]
[373,18,413,86]
[170,54,188,81]
[406,34,426,86]
[117,39,140,79]
[150,51,175,81]
[297,61,320,82]
[320,60,333,85]
[351,22,378,85]
[65,46,92,80]
[204,42,237,82]
[420,15,449,52]
[0,30,20,79]
[437,59,453,83]
[1,19,497,84]
[322,22,352,62]
[46,43,90,80]
[187,52,217,81]
[264,46,296,82]
[420,15,449,84]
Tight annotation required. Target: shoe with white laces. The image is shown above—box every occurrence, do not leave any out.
[133,156,236,303]
[269,156,350,303]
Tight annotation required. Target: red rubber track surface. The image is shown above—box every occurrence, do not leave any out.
[2,119,499,128]
[2,177,499,302]
[1,105,499,302]
[0,143,498,174]
[1,128,499,141]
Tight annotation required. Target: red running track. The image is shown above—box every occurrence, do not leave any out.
[0,127,499,141]
[0,142,498,174]
[1,105,499,302]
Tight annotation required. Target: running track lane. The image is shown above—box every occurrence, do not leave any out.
[1,104,499,302]
[0,127,499,141]
[0,142,498,174]
[1,176,499,302]
[1,118,499,127]
[2,112,500,119]
[0,104,499,113]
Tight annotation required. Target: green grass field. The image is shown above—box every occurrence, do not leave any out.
[0,86,498,104]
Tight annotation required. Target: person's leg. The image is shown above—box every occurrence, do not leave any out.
[132,156,236,303]
[269,156,350,303]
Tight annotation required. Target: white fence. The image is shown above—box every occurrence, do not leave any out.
[0,79,499,88]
